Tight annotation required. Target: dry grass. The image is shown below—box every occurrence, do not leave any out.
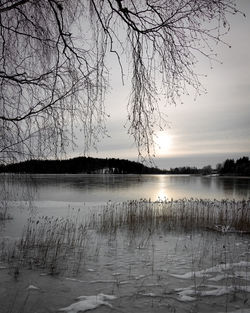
[1,198,249,277]
[2,212,88,276]
[89,198,250,234]
[0,211,13,221]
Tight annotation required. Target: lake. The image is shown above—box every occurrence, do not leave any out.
[1,173,250,203]
[1,173,249,237]
[1,174,250,313]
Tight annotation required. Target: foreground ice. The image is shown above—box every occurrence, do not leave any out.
[170,261,250,280]
[27,285,39,290]
[210,271,250,282]
[59,294,116,313]
[175,284,250,301]
[218,310,250,313]
[171,261,250,302]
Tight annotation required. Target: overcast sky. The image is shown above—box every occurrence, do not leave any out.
[75,0,250,169]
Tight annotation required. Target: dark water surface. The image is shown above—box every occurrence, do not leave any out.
[0,174,249,237]
[1,174,250,203]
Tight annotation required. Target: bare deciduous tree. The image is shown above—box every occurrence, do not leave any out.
[0,0,241,162]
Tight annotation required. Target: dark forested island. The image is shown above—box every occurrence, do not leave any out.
[0,156,249,176]
[0,157,165,174]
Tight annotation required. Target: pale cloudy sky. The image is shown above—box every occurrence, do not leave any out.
[75,0,250,169]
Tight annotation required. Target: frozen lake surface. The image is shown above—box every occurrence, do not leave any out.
[1,173,250,203]
[1,227,250,313]
[1,173,250,237]
[0,174,250,312]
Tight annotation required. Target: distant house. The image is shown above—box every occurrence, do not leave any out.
[93,167,117,174]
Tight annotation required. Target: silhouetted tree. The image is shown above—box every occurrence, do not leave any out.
[170,166,199,174]
[221,159,235,174]
[235,157,250,175]
[216,163,222,172]
[0,0,241,162]
[201,165,212,175]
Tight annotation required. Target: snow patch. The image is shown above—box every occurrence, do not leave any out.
[119,280,130,285]
[209,271,250,282]
[65,277,116,284]
[135,275,146,280]
[112,272,121,276]
[89,280,116,284]
[59,294,116,313]
[175,284,250,301]
[220,309,249,313]
[170,261,250,280]
[138,292,157,297]
[27,285,39,290]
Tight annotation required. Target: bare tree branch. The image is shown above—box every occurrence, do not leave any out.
[0,0,241,162]
[0,0,30,13]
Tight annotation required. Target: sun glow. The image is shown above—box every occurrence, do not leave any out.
[154,131,173,155]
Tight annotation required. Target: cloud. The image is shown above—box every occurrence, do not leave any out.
[72,0,250,169]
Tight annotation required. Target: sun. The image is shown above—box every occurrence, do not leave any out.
[154,131,173,155]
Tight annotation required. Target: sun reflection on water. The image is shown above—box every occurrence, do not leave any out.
[157,188,168,201]
[152,175,169,201]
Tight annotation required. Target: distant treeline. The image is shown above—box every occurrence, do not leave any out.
[217,156,250,176]
[0,157,165,174]
[169,157,250,176]
[0,156,249,176]
[169,165,212,175]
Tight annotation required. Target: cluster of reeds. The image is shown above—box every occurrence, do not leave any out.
[89,198,250,234]
[0,198,13,221]
[0,210,12,221]
[3,212,88,275]
[2,198,249,277]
